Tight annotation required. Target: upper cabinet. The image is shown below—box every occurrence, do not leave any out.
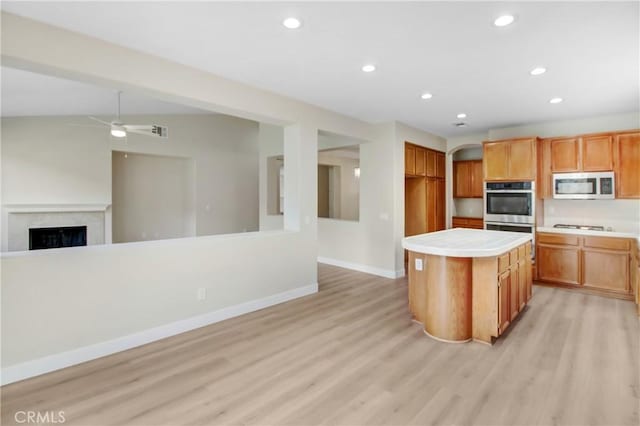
[549,134,613,173]
[405,143,445,178]
[614,131,640,199]
[483,138,537,181]
[453,160,483,198]
[550,137,580,172]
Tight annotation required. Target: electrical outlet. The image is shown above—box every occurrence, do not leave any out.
[197,287,206,301]
[415,258,423,271]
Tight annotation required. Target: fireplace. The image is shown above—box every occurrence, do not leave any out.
[29,226,87,250]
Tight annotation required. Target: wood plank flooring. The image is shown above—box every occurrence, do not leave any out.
[1,264,638,426]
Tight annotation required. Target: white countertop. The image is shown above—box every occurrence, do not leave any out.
[402,228,532,257]
[537,226,640,243]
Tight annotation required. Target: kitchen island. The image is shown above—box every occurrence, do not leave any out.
[402,228,533,345]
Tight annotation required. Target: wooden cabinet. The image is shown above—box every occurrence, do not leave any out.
[453,160,483,198]
[415,147,426,176]
[550,137,580,172]
[436,152,446,179]
[614,132,640,199]
[451,216,484,229]
[536,232,635,296]
[436,178,446,231]
[405,145,416,176]
[582,249,628,292]
[537,244,580,285]
[582,134,613,171]
[498,270,511,334]
[483,138,536,181]
[473,241,532,343]
[405,142,447,238]
[550,134,614,173]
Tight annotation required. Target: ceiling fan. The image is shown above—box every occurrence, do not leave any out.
[87,91,168,140]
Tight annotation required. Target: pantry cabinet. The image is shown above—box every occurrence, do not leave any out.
[483,138,536,181]
[453,160,483,198]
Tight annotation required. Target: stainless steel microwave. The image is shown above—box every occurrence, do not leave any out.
[552,172,615,199]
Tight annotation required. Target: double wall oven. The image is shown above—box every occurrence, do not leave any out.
[484,181,536,252]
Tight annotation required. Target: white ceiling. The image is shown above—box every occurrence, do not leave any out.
[1,67,209,117]
[2,2,638,136]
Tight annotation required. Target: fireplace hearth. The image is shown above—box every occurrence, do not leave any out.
[29,226,87,250]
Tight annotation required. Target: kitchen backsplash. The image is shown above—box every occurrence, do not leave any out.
[543,199,640,233]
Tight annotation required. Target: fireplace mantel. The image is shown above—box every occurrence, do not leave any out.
[3,204,111,214]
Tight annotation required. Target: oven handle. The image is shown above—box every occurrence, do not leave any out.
[485,190,534,194]
[484,221,534,228]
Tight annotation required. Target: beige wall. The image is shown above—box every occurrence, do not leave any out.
[112,151,195,243]
[317,152,360,221]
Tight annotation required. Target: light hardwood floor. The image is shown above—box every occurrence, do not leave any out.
[1,264,639,426]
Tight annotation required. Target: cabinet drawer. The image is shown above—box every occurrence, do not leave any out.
[498,253,510,273]
[537,233,580,246]
[467,218,484,229]
[583,236,630,251]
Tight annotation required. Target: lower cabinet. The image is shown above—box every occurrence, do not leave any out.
[474,241,532,343]
[537,244,581,285]
[451,216,484,229]
[582,249,628,292]
[536,232,635,296]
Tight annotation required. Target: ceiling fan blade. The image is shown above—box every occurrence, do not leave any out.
[124,124,169,138]
[88,116,112,126]
[66,123,105,128]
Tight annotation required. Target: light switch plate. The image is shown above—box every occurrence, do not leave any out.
[415,258,423,271]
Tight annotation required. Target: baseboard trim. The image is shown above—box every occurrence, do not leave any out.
[1,283,318,386]
[317,257,404,279]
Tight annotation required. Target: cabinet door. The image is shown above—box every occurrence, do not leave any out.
[415,147,426,176]
[426,150,437,177]
[453,162,471,198]
[615,132,640,199]
[508,139,536,180]
[551,138,580,172]
[484,142,509,181]
[405,145,416,175]
[538,138,553,199]
[436,178,446,231]
[510,267,519,320]
[518,260,527,310]
[436,152,446,178]
[525,243,533,301]
[498,271,511,334]
[582,134,613,171]
[471,160,484,198]
[582,249,629,292]
[425,178,437,232]
[537,244,581,285]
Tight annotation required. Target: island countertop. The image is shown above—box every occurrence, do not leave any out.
[402,228,533,257]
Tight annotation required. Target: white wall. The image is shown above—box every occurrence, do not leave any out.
[112,151,195,243]
[258,123,284,231]
[317,152,360,221]
[0,12,357,382]
[1,114,260,248]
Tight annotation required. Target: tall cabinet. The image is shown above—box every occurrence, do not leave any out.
[405,142,446,238]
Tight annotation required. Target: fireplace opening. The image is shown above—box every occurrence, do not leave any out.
[29,226,87,250]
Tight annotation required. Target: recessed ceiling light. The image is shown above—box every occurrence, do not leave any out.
[457,113,467,119]
[549,97,563,104]
[282,17,302,29]
[362,64,376,73]
[494,15,515,27]
[530,67,547,76]
[421,93,433,100]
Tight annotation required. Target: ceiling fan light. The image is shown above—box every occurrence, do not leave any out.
[110,125,127,138]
